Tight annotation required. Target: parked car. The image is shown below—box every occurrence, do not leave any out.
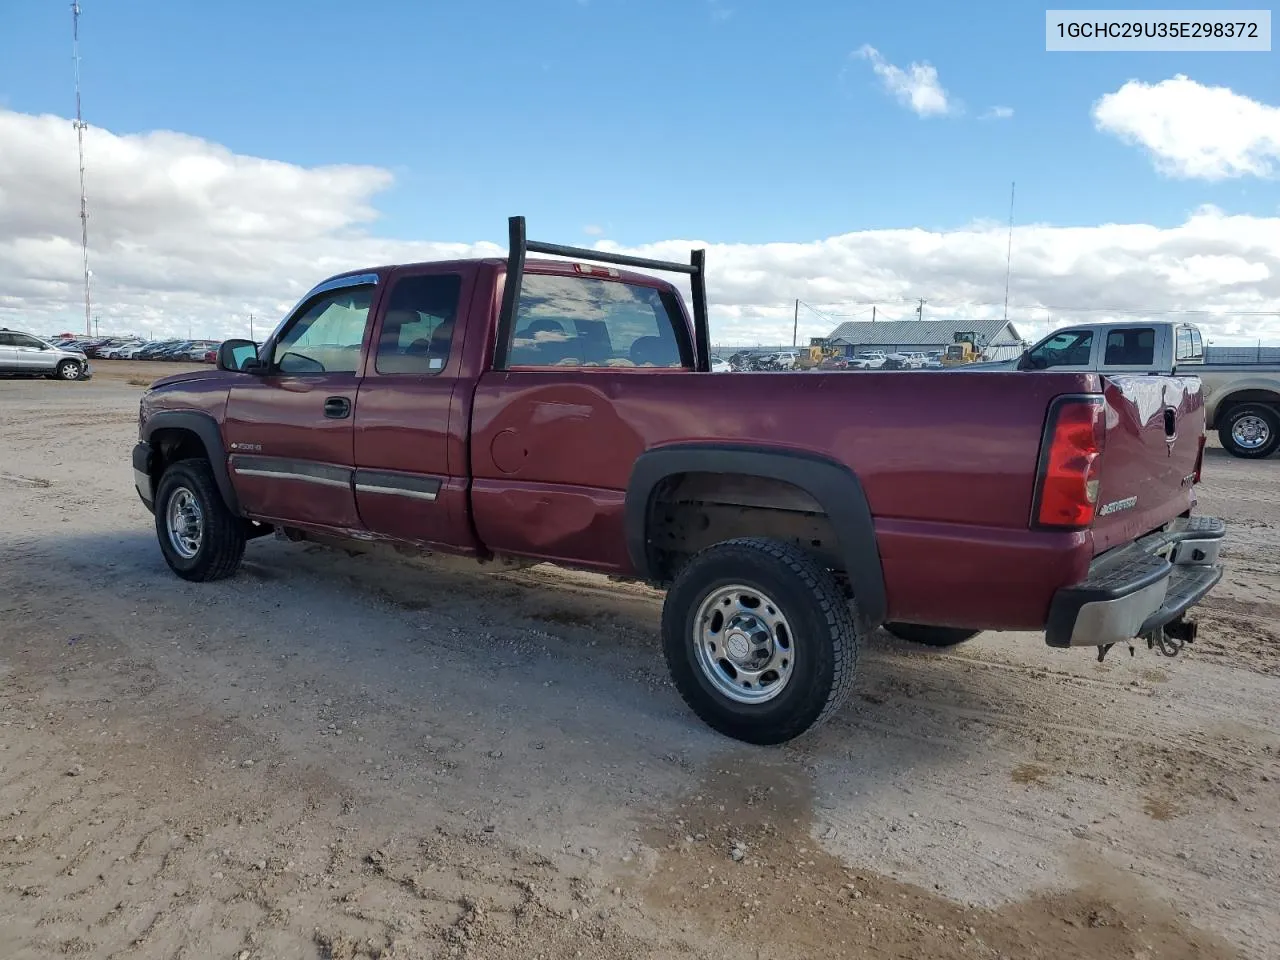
[101,339,147,359]
[132,216,1224,745]
[709,355,731,373]
[168,340,221,362]
[134,340,180,360]
[769,351,799,370]
[882,352,929,370]
[968,320,1280,459]
[848,351,888,370]
[0,328,92,380]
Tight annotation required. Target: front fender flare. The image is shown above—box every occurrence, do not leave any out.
[624,444,886,628]
[142,410,241,516]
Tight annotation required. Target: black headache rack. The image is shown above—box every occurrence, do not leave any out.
[494,215,712,373]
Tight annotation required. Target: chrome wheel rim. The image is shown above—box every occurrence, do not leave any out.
[60,363,80,380]
[1232,415,1270,450]
[693,584,795,704]
[166,487,204,559]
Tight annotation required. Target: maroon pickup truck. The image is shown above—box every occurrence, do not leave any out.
[132,217,1225,744]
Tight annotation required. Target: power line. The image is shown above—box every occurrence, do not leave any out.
[71,2,91,338]
[808,297,1280,317]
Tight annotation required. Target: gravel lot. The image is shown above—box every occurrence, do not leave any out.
[2,362,1277,959]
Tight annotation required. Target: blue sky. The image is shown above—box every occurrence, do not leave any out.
[2,0,1276,247]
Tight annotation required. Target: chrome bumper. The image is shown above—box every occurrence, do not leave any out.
[1046,516,1225,648]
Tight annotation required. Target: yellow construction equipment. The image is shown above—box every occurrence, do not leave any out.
[940,332,983,366]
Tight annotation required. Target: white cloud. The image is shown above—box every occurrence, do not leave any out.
[1093,75,1280,180]
[982,105,1014,120]
[1,109,1277,347]
[582,224,605,237]
[854,45,953,118]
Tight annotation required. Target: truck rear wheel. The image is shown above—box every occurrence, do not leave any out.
[661,538,859,745]
[1219,403,1280,459]
[154,459,246,581]
[883,622,979,647]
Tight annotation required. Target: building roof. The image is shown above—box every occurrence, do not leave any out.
[826,317,1024,348]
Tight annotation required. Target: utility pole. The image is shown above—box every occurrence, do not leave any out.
[871,305,876,323]
[72,2,92,337]
[249,312,255,340]
[792,299,799,347]
[1003,181,1016,325]
[916,298,926,321]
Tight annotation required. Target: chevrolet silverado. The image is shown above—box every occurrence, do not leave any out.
[132,217,1226,744]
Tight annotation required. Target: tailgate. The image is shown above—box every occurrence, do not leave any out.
[1091,375,1204,554]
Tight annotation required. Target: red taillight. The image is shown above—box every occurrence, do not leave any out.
[1034,398,1105,529]
[1194,433,1206,484]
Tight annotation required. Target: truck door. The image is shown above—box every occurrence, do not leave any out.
[351,265,482,553]
[222,276,377,530]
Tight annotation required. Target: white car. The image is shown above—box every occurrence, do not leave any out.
[772,351,798,370]
[887,352,929,369]
[709,355,731,373]
[852,351,888,369]
[102,340,145,359]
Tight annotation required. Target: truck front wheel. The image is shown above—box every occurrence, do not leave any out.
[661,538,859,745]
[154,459,246,581]
[1219,403,1280,459]
[883,622,979,647]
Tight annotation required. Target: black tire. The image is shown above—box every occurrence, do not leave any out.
[661,538,859,745]
[883,622,979,647]
[54,359,82,381]
[154,459,246,581]
[1218,403,1280,459]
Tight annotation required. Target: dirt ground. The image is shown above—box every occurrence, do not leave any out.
[2,362,1277,960]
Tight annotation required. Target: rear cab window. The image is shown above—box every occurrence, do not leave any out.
[375,273,463,375]
[505,272,692,369]
[1175,326,1204,363]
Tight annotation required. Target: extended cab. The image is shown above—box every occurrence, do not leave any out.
[132,218,1226,744]
[975,320,1280,459]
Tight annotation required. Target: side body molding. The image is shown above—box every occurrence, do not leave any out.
[142,410,242,516]
[624,444,887,629]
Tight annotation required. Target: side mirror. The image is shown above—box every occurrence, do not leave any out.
[217,338,261,372]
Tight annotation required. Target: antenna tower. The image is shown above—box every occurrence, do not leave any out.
[1002,181,1015,325]
[72,2,92,336]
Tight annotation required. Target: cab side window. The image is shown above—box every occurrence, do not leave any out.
[375,274,463,375]
[272,286,374,375]
[1104,327,1155,366]
[506,273,689,369]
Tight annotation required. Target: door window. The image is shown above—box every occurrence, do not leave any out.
[506,273,690,369]
[272,286,374,375]
[375,274,463,375]
[1026,330,1093,368]
[1103,327,1155,366]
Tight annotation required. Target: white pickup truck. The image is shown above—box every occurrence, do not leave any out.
[967,320,1280,459]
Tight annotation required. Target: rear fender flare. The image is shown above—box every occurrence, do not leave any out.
[143,411,241,516]
[624,444,886,628]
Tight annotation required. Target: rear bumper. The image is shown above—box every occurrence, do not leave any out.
[133,441,155,513]
[1046,516,1225,648]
